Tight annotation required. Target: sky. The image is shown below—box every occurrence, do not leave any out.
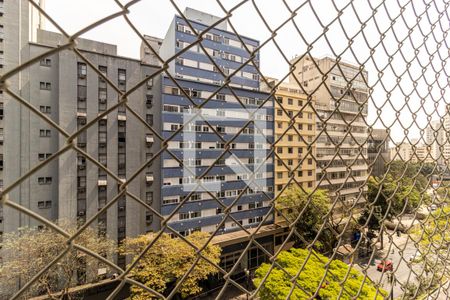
[42,0,450,145]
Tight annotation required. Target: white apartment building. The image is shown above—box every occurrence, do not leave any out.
[290,56,369,218]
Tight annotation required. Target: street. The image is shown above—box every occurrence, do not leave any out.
[356,230,420,297]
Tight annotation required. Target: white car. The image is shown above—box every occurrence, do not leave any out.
[409,252,422,262]
[430,204,437,211]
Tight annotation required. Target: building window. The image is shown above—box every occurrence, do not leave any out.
[40,58,51,67]
[39,82,51,90]
[146,114,154,126]
[38,177,52,185]
[216,93,226,101]
[146,192,153,205]
[38,201,52,209]
[39,129,51,137]
[118,69,126,91]
[39,106,51,114]
[99,90,107,102]
[118,69,126,81]
[146,78,153,89]
[78,62,87,77]
[38,153,52,161]
[180,211,201,220]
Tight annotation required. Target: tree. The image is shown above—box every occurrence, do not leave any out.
[386,160,429,191]
[0,220,115,299]
[413,206,450,256]
[254,248,384,300]
[359,172,430,231]
[119,231,221,299]
[276,187,335,252]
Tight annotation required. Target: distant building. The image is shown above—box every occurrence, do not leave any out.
[389,142,413,161]
[368,129,389,177]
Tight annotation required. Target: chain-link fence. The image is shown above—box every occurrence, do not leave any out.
[1,0,450,299]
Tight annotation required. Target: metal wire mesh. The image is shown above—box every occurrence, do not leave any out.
[1,0,450,299]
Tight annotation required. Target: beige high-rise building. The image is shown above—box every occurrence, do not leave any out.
[290,56,369,218]
[261,78,316,224]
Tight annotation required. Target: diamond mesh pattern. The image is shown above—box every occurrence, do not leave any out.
[1,0,450,299]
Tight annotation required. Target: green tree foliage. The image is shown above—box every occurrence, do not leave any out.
[386,160,429,191]
[0,220,115,299]
[276,187,335,252]
[414,206,450,254]
[254,248,384,300]
[359,161,431,230]
[119,231,221,299]
[435,186,450,204]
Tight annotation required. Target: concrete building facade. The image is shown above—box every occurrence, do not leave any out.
[1,0,47,250]
[3,27,162,269]
[290,56,369,219]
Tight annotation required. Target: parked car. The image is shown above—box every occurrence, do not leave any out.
[430,204,437,211]
[409,252,422,262]
[377,260,393,272]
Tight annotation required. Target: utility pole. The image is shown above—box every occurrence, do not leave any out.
[388,272,394,300]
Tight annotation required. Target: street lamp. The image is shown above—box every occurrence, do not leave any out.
[244,268,250,300]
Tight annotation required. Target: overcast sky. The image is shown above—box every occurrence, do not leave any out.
[43,0,450,145]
